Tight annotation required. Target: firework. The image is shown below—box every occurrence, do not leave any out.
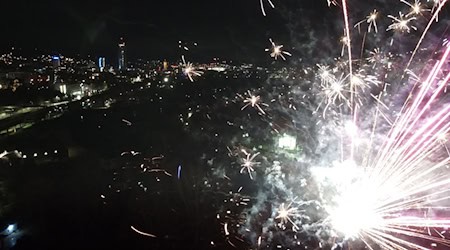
[275,202,301,230]
[130,226,157,238]
[327,0,338,7]
[387,12,417,32]
[238,90,269,115]
[260,0,275,16]
[401,0,431,17]
[239,149,260,180]
[354,9,379,33]
[316,72,351,117]
[324,45,450,249]
[265,38,292,60]
[181,55,203,82]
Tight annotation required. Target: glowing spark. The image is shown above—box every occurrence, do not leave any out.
[326,0,338,7]
[238,90,269,115]
[260,0,275,16]
[428,0,445,20]
[405,0,447,71]
[367,48,393,68]
[148,169,172,177]
[317,64,335,84]
[239,150,260,180]
[177,165,182,179]
[401,0,431,17]
[340,0,354,116]
[387,12,417,32]
[275,202,300,230]
[352,71,381,94]
[354,9,379,33]
[340,34,350,57]
[181,55,203,82]
[224,223,230,236]
[265,38,292,60]
[324,45,450,249]
[122,119,132,126]
[316,73,351,117]
[0,151,8,159]
[130,226,156,237]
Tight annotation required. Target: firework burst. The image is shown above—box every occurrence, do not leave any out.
[354,9,379,33]
[401,0,431,17]
[387,12,417,32]
[323,44,450,249]
[181,55,203,82]
[275,202,301,230]
[265,38,292,61]
[239,150,260,180]
[238,90,269,115]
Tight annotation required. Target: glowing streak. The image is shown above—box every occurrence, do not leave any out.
[325,45,450,249]
[405,0,448,71]
[224,223,230,236]
[177,165,182,179]
[130,226,156,237]
[260,0,275,16]
[0,151,8,159]
[341,0,353,109]
[148,169,172,177]
[122,119,132,126]
[327,0,338,7]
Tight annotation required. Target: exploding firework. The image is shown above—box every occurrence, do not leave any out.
[238,90,269,115]
[401,0,431,17]
[239,149,260,180]
[354,9,379,33]
[387,12,417,32]
[181,55,203,82]
[275,202,301,230]
[231,0,450,249]
[265,38,292,61]
[118,1,450,249]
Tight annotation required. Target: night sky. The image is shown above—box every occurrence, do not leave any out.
[1,0,332,62]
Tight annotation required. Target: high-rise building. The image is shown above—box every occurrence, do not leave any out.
[98,57,106,72]
[163,60,169,71]
[118,38,127,71]
[52,56,61,68]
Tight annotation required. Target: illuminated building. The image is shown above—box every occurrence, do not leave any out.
[163,60,168,71]
[52,56,61,68]
[98,57,106,72]
[118,38,127,71]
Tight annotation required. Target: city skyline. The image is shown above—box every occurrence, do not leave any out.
[1,0,331,62]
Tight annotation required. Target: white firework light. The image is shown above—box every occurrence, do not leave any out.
[211,1,450,249]
[265,38,292,60]
[181,55,203,82]
[238,90,269,115]
[260,0,275,16]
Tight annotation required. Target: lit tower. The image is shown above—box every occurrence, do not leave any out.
[98,57,106,72]
[118,37,127,71]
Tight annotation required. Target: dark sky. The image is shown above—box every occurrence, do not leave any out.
[1,0,331,62]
